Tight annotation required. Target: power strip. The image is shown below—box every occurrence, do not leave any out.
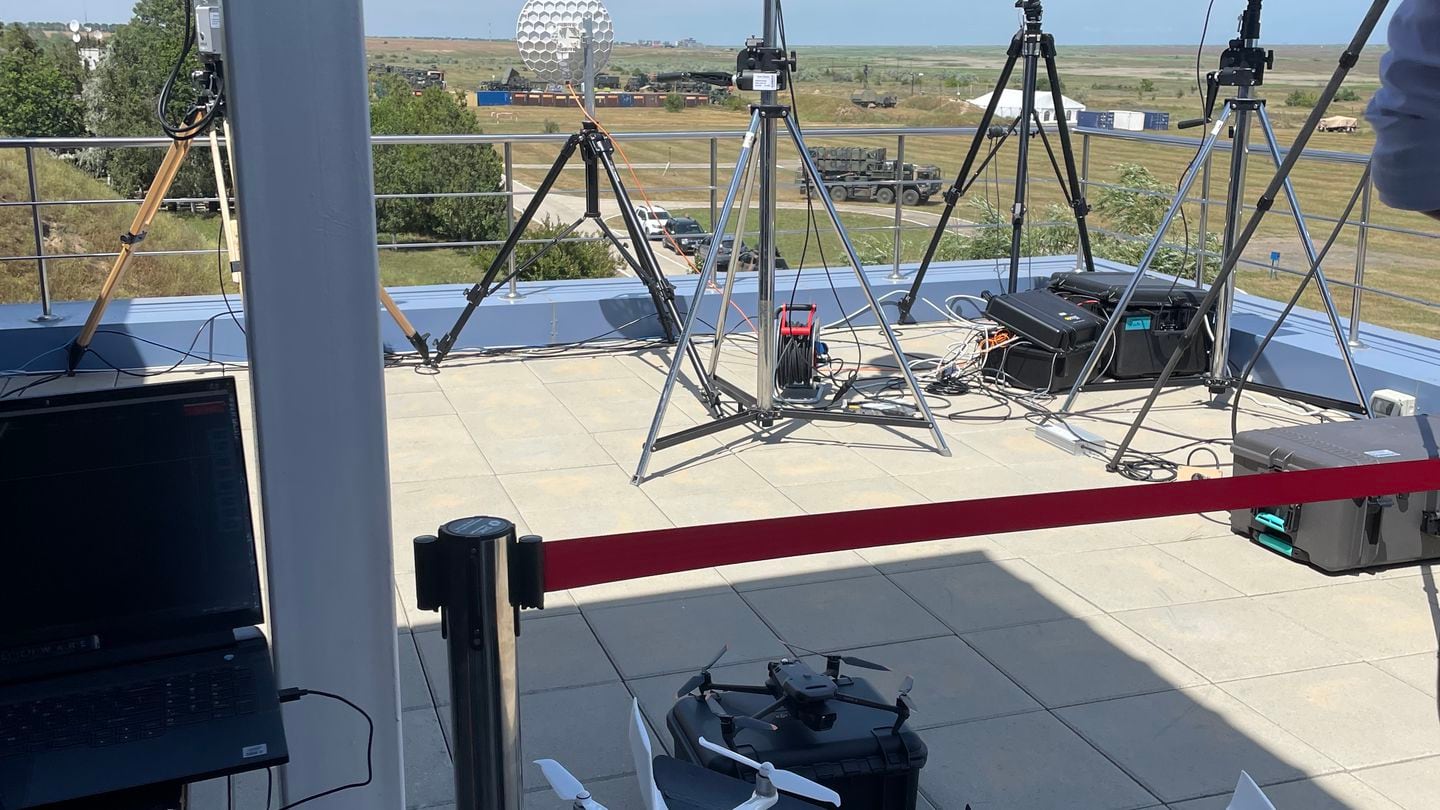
[1033,420,1106,456]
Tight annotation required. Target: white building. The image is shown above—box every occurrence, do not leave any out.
[964,89,1086,124]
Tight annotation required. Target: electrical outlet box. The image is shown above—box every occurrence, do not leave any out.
[194,3,223,58]
[1370,389,1417,418]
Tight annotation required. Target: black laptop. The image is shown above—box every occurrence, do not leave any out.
[0,377,287,809]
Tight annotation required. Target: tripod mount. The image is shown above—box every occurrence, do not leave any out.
[1182,0,1274,130]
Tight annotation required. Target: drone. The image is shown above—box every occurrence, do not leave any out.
[675,643,917,748]
[532,698,840,810]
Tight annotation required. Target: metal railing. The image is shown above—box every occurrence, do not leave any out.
[3,125,1437,342]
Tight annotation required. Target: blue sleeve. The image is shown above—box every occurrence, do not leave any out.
[1367,0,1440,213]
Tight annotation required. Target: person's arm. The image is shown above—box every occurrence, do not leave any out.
[1367,0,1440,220]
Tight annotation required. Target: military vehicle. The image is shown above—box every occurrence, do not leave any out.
[850,89,898,108]
[798,146,943,206]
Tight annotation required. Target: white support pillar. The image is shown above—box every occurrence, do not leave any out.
[222,3,404,809]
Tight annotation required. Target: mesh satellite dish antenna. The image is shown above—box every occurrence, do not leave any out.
[515,0,614,84]
[68,19,80,33]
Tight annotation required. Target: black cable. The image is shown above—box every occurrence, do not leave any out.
[1196,0,1218,103]
[273,689,374,810]
[226,775,234,810]
[265,768,273,810]
[157,0,221,141]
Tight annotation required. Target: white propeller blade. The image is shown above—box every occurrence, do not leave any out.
[697,737,841,807]
[533,759,608,810]
[1227,771,1276,810]
[629,699,669,810]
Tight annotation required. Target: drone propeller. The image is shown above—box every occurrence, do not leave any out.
[703,692,777,734]
[897,675,918,712]
[783,640,889,672]
[533,759,609,810]
[676,643,729,697]
[698,737,841,807]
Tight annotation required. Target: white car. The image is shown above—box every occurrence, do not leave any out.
[635,205,671,240]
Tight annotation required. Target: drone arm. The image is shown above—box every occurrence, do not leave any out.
[749,697,789,721]
[706,682,776,696]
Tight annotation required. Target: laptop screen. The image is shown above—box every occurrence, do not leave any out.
[0,378,263,657]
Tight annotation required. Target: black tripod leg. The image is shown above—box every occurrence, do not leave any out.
[1105,0,1390,469]
[594,146,679,343]
[432,133,582,365]
[1042,37,1096,272]
[897,41,1021,323]
[1007,44,1040,294]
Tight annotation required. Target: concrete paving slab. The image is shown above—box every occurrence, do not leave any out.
[1353,755,1440,810]
[728,434,892,488]
[1167,773,1403,810]
[388,414,492,483]
[586,592,787,679]
[403,708,455,809]
[389,477,520,573]
[570,568,733,610]
[399,631,431,711]
[718,550,876,592]
[778,475,929,514]
[387,390,456,419]
[742,575,951,652]
[992,523,1150,558]
[964,614,1206,708]
[457,398,591,441]
[385,365,442,394]
[854,536,1009,574]
[1030,546,1242,612]
[1056,686,1341,804]
[1261,578,1440,661]
[1372,653,1439,698]
[526,354,645,384]
[479,433,615,475]
[525,773,646,810]
[654,486,804,527]
[1157,535,1363,595]
[890,466,1032,502]
[891,558,1102,633]
[519,681,639,783]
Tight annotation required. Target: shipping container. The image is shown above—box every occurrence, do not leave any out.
[476,90,512,106]
[1076,111,1115,129]
[1143,111,1171,130]
[619,93,635,108]
[1111,110,1145,131]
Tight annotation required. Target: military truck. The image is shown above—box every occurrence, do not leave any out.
[798,147,943,206]
[850,89,898,109]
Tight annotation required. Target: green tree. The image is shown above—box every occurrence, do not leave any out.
[1138,78,1156,96]
[370,75,506,244]
[472,217,619,281]
[664,92,685,113]
[1092,163,1220,279]
[1037,75,1062,93]
[1334,87,1360,102]
[0,23,85,136]
[79,0,218,199]
[1285,90,1318,108]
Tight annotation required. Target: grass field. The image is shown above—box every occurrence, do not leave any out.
[5,37,1435,341]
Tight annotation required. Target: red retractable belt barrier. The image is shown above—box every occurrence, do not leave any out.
[543,458,1440,592]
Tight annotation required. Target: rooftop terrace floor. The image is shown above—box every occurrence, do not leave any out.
[10,324,1438,810]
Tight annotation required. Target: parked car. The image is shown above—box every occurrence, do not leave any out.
[634,204,671,239]
[697,234,743,271]
[661,216,708,255]
[736,246,790,273]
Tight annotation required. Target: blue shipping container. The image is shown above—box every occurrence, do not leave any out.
[619,93,635,108]
[1143,111,1171,130]
[1077,111,1114,129]
[476,90,512,106]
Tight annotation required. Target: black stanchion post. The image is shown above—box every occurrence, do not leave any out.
[415,518,544,810]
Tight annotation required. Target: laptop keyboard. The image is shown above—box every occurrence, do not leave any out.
[0,665,257,757]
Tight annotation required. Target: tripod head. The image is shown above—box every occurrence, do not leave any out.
[1017,0,1044,23]
[1178,0,1274,129]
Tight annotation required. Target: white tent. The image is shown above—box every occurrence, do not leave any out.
[964,89,1086,124]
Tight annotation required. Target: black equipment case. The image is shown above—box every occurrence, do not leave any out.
[982,289,1106,393]
[983,342,1089,392]
[668,675,928,810]
[1231,414,1440,572]
[1049,272,1210,379]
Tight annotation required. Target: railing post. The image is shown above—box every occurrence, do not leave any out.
[503,142,522,300]
[1196,152,1213,289]
[1078,133,1090,271]
[25,147,59,322]
[888,134,906,280]
[709,137,719,232]
[1349,170,1372,348]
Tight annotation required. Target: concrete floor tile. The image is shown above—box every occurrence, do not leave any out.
[812,636,1041,728]
[1117,513,1234,545]
[1261,578,1440,660]
[586,592,787,678]
[387,390,455,420]
[743,576,950,652]
[1158,535,1362,595]
[526,355,643,384]
[570,568,733,609]
[777,476,928,514]
[1056,686,1341,804]
[520,681,638,782]
[729,436,892,488]
[957,425,1093,467]
[388,414,492,483]
[1002,458,1134,492]
[547,376,660,408]
[629,449,771,499]
[1114,598,1363,682]
[479,433,615,475]
[498,465,653,516]
[719,550,877,592]
[521,497,671,540]
[1219,663,1440,769]
[457,398,590,442]
[1372,653,1439,698]
[525,773,646,810]
[819,425,995,476]
[920,711,1158,810]
[399,631,432,710]
[855,535,1009,574]
[993,523,1150,558]
[561,393,697,434]
[964,615,1206,708]
[891,466,1032,502]
[385,366,442,393]
[1354,756,1440,810]
[1167,773,1403,810]
[390,477,520,572]
[655,486,803,527]
[891,558,1101,633]
[1030,547,1242,612]
[429,358,542,392]
[404,708,455,809]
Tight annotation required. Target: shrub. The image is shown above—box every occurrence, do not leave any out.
[472,216,620,282]
[542,119,561,134]
[664,93,686,113]
[1334,87,1360,102]
[1285,90,1318,108]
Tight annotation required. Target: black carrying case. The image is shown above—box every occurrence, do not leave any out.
[1049,272,1210,379]
[984,342,1088,392]
[668,674,927,810]
[983,289,1104,353]
[1230,415,1440,572]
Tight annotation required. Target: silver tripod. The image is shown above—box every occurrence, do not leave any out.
[1056,0,1371,421]
[632,0,950,484]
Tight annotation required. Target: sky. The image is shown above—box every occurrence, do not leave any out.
[0,0,1398,46]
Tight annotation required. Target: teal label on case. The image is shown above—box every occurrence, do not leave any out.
[1124,315,1152,331]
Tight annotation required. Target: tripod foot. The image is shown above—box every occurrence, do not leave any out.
[65,342,86,376]
[408,332,433,366]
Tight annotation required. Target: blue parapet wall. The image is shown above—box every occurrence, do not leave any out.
[3,256,1438,413]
